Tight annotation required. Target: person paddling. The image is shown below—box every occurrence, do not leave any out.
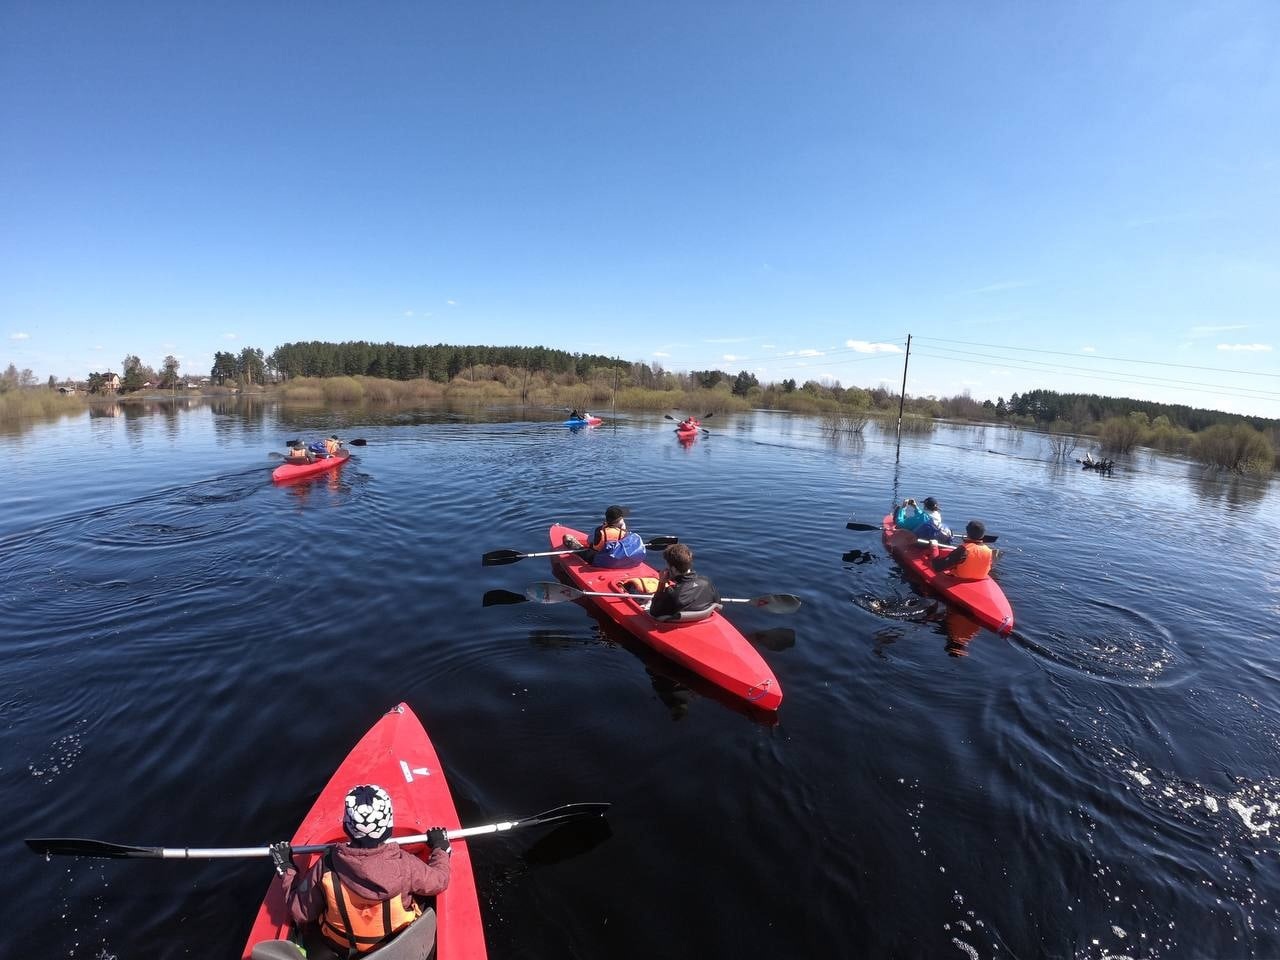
[930,520,996,581]
[265,784,451,959]
[285,441,315,463]
[563,505,646,567]
[640,543,721,621]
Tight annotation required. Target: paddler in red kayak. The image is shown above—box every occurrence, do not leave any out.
[929,520,995,581]
[284,441,316,464]
[564,504,646,567]
[622,543,722,620]
[266,784,452,958]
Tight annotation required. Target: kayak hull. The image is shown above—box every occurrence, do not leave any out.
[240,702,486,960]
[563,417,602,426]
[271,450,350,483]
[548,524,781,710]
[881,514,1014,635]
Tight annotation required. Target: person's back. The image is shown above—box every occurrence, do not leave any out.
[895,499,924,530]
[571,505,645,568]
[649,543,720,620]
[915,497,950,542]
[324,436,342,456]
[266,784,451,959]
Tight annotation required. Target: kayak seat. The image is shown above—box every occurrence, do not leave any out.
[250,942,306,960]
[653,604,722,624]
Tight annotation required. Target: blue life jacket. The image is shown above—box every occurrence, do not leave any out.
[592,531,646,568]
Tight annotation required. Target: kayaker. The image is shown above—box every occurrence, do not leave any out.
[648,543,721,620]
[929,520,995,581]
[267,784,452,957]
[323,435,343,456]
[564,505,646,568]
[914,496,952,543]
[569,409,582,421]
[894,498,924,529]
[285,442,314,463]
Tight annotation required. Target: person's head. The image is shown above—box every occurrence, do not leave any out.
[604,505,630,525]
[329,435,339,441]
[923,497,939,512]
[343,784,393,847]
[965,520,985,542]
[664,543,693,574]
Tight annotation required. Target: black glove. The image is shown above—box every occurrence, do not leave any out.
[425,827,451,854]
[269,841,296,877]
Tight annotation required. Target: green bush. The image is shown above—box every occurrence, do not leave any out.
[1190,423,1276,474]
[1098,416,1142,452]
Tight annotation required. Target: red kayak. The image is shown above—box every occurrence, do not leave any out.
[881,514,1014,636]
[240,702,486,960]
[675,420,700,439]
[271,450,350,484]
[547,524,782,710]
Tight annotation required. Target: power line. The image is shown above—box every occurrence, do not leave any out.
[912,348,1280,406]
[917,335,1278,380]
[913,345,1280,400]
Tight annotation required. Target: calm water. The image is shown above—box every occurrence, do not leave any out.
[4,400,1279,959]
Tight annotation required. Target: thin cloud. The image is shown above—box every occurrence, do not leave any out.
[447,300,457,306]
[404,310,414,317]
[722,354,739,362]
[761,344,776,349]
[965,280,1033,295]
[1217,343,1272,352]
[653,351,670,358]
[222,333,238,340]
[9,332,30,340]
[844,340,901,354]
[1081,346,1096,353]
[704,336,751,344]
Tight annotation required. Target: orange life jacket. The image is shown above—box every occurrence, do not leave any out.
[620,576,661,594]
[318,855,422,954]
[950,542,993,580]
[287,447,309,461]
[325,439,342,455]
[590,525,625,551]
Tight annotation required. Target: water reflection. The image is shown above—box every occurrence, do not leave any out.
[855,594,982,658]
[1188,466,1270,509]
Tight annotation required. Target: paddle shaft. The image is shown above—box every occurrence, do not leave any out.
[26,802,609,861]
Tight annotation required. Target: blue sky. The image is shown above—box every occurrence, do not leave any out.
[2,1,1277,418]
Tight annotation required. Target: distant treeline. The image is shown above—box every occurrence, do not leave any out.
[995,388,1277,434]
[267,341,629,382]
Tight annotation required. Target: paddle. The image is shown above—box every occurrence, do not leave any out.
[523,581,802,614]
[25,802,611,861]
[482,536,679,567]
[283,438,368,447]
[846,520,998,543]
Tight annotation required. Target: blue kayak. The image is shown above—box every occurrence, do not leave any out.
[563,415,602,426]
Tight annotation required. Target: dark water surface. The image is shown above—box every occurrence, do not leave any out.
[4,401,1279,959]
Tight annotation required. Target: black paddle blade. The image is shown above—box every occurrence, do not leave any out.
[482,550,524,566]
[26,837,160,859]
[644,536,678,550]
[345,438,368,446]
[663,414,677,421]
[845,521,880,532]
[483,589,528,607]
[522,802,611,829]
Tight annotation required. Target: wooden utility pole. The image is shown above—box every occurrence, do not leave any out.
[895,333,912,460]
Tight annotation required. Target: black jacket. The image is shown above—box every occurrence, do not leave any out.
[649,571,720,619]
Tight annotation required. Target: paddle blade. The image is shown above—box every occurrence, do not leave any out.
[521,802,611,829]
[483,589,528,607]
[482,550,524,566]
[644,536,678,550]
[845,521,880,532]
[663,414,677,421]
[345,438,367,446]
[26,837,161,859]
[525,582,582,604]
[756,594,802,614]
